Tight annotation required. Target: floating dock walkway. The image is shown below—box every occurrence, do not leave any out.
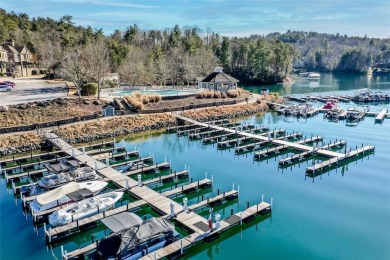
[22,132,271,259]
[174,114,375,175]
[306,146,375,175]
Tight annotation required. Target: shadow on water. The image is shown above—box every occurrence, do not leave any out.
[174,213,272,260]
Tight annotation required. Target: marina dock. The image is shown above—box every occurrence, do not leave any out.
[306,146,375,175]
[175,114,374,175]
[375,108,388,124]
[140,201,271,260]
[17,132,271,259]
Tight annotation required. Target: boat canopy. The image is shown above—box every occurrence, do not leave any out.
[46,160,80,173]
[66,188,94,202]
[101,212,143,233]
[36,182,81,205]
[97,217,175,258]
[117,218,174,255]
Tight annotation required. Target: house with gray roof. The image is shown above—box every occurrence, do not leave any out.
[1,40,34,76]
[199,67,239,93]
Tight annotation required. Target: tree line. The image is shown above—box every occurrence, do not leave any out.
[261,31,390,73]
[1,9,388,93]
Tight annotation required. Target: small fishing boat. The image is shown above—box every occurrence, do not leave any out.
[29,181,108,213]
[88,212,179,260]
[49,191,124,226]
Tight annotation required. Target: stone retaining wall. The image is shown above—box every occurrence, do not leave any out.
[140,100,237,114]
[1,103,268,156]
[59,121,175,145]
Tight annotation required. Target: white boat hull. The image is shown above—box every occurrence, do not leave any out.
[30,181,108,213]
[49,191,123,226]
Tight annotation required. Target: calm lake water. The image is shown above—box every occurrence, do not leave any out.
[1,73,390,260]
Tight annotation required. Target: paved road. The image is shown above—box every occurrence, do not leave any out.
[0,78,68,105]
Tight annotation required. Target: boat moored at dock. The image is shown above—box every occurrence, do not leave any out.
[29,180,108,213]
[322,99,338,110]
[48,191,124,226]
[38,161,100,189]
[88,213,179,260]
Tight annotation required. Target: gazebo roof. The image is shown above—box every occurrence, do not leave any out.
[201,71,239,84]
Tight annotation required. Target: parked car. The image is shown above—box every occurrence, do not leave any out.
[0,81,14,87]
[0,84,12,92]
[4,81,15,88]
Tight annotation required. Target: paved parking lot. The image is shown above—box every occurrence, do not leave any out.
[0,77,68,105]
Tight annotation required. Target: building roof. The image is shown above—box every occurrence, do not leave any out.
[201,71,239,84]
[1,44,18,54]
[103,104,115,109]
[15,46,31,54]
[0,46,7,52]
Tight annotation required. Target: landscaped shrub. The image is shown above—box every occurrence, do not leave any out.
[81,83,98,96]
[142,95,149,104]
[103,79,116,88]
[213,91,221,98]
[124,92,161,109]
[132,100,144,109]
[226,89,239,98]
[148,94,161,103]
[39,69,46,75]
[31,69,39,75]
[0,72,4,77]
[237,87,244,96]
[196,90,225,99]
[221,93,227,99]
[196,91,204,99]
[205,90,213,98]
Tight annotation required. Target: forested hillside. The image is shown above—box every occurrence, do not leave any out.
[1,9,388,87]
[261,31,390,73]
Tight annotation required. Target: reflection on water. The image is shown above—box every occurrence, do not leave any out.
[244,73,390,95]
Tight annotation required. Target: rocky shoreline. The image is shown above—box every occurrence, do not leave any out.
[0,102,270,156]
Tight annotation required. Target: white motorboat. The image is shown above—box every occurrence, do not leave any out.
[307,73,321,81]
[37,166,100,189]
[49,191,124,226]
[326,108,344,119]
[29,181,108,213]
[346,108,362,120]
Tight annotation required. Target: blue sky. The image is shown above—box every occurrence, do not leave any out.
[2,0,390,38]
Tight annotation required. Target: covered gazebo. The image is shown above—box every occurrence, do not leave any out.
[199,67,239,93]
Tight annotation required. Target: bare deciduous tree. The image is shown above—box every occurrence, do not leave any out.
[118,47,146,86]
[60,49,89,98]
[33,36,63,74]
[83,38,110,99]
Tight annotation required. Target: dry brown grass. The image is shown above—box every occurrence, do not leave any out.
[196,90,232,99]
[256,92,284,104]
[124,92,161,109]
[226,89,239,98]
[0,133,42,148]
[0,99,104,128]
[183,102,268,120]
[55,114,175,140]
